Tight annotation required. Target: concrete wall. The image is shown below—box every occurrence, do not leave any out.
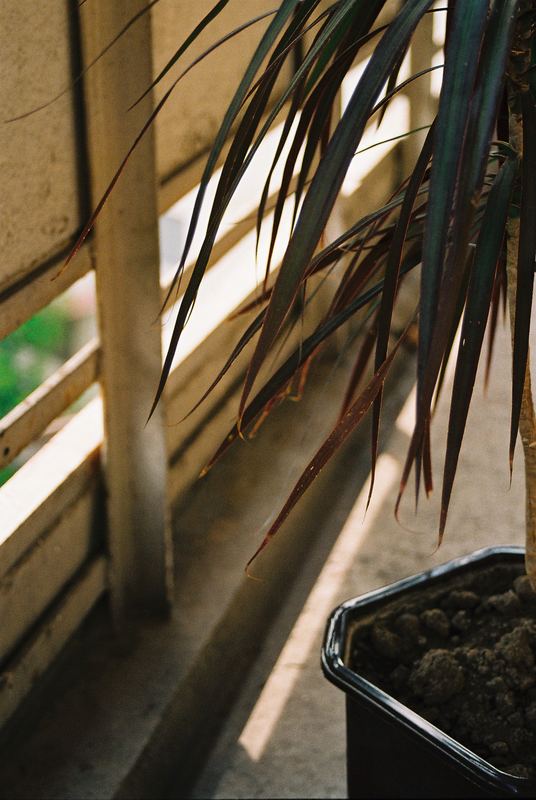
[0,1,81,292]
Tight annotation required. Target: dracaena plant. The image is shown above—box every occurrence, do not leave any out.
[68,0,536,579]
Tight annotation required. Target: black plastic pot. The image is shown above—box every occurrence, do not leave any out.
[322,546,536,799]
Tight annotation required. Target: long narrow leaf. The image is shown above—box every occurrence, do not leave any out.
[129,0,231,110]
[441,155,517,538]
[397,1,508,511]
[163,1,389,407]
[152,0,365,415]
[339,316,378,418]
[255,84,306,268]
[463,0,519,196]
[418,0,488,397]
[431,0,519,351]
[59,7,277,278]
[203,250,421,473]
[245,324,410,569]
[159,0,303,290]
[5,0,162,122]
[369,125,434,500]
[484,249,507,389]
[240,0,436,419]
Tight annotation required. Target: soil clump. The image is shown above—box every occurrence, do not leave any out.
[350,563,536,779]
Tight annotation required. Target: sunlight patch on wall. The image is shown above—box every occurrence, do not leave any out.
[159,117,303,285]
[340,57,410,197]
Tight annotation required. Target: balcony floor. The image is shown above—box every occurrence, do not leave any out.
[189,323,525,799]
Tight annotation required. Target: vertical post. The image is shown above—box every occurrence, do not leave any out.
[79,1,173,619]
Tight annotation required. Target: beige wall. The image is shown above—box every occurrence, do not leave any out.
[0,1,293,292]
[0,1,81,293]
[152,0,291,182]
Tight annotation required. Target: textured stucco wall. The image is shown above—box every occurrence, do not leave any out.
[1,1,81,292]
[152,0,292,182]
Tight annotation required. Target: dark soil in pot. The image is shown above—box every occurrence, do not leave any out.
[349,561,536,780]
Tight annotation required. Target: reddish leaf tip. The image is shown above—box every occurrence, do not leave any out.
[394,486,405,522]
[244,563,265,583]
[245,536,271,577]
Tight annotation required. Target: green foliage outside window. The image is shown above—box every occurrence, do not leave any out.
[0,304,72,485]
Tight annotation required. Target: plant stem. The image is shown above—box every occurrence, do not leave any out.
[507,2,536,587]
[506,219,536,587]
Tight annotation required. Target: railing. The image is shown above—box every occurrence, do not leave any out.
[0,0,441,731]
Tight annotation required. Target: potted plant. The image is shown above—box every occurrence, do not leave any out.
[67,0,536,795]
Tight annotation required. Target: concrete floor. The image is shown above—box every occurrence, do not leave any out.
[189,322,526,799]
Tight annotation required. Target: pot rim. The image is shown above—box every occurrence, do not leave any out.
[321,545,532,793]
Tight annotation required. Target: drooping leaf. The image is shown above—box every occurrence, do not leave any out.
[372,5,446,127]
[246,5,331,109]
[423,415,433,497]
[239,0,436,419]
[245,323,411,569]
[184,222,412,431]
[376,44,407,129]
[58,6,279,279]
[369,124,434,501]
[302,0,383,96]
[484,247,507,390]
[153,0,372,416]
[149,0,312,415]
[129,0,232,110]
[338,315,378,419]
[418,0,488,399]
[431,250,471,414]
[371,64,444,118]
[462,0,519,198]
[203,249,421,473]
[290,7,386,229]
[5,0,163,122]
[255,83,306,271]
[440,155,517,539]
[396,1,518,514]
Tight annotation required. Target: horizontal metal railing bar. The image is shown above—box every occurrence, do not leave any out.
[0,397,102,578]
[0,485,101,667]
[0,555,107,729]
[0,339,100,470]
